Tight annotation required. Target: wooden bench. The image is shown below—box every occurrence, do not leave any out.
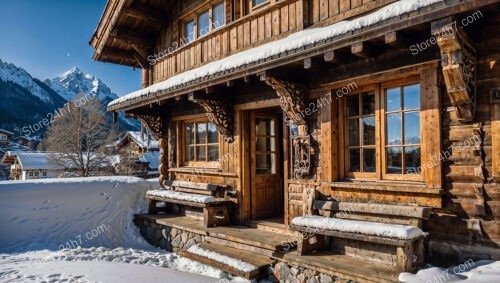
[290,200,431,273]
[145,180,233,228]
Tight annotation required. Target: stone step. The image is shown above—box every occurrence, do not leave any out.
[179,242,276,279]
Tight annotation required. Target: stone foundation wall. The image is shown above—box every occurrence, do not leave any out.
[134,217,205,251]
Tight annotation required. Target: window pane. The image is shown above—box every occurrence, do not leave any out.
[347,119,359,146]
[362,92,375,115]
[208,145,219,161]
[363,148,376,173]
[196,123,207,144]
[404,112,420,144]
[404,146,421,174]
[362,116,375,146]
[186,146,194,161]
[196,145,206,161]
[348,148,360,172]
[207,123,218,143]
[256,137,275,152]
[386,147,402,174]
[290,124,299,137]
[213,2,225,29]
[346,95,359,117]
[185,123,194,145]
[253,0,267,6]
[386,87,401,112]
[386,114,402,145]
[255,117,274,136]
[198,10,210,37]
[185,20,195,42]
[403,84,420,110]
[256,153,275,174]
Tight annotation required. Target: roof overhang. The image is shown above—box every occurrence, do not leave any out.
[107,0,496,113]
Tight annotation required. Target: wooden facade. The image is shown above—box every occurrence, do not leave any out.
[91,0,500,280]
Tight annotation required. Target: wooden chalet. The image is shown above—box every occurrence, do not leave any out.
[91,0,500,281]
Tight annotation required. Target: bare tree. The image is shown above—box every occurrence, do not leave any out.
[45,94,116,177]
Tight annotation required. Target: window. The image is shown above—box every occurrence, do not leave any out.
[212,2,225,29]
[184,19,195,43]
[255,116,277,174]
[342,82,422,180]
[29,171,33,176]
[184,120,219,165]
[345,91,376,176]
[35,171,39,177]
[384,84,421,176]
[181,1,225,42]
[252,0,268,8]
[43,171,47,177]
[198,9,210,37]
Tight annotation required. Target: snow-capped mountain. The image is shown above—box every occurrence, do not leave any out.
[0,59,66,105]
[0,59,138,136]
[45,66,119,104]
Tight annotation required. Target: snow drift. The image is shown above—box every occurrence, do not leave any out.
[0,176,159,253]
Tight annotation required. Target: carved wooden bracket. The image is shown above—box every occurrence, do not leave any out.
[432,17,476,123]
[135,114,163,140]
[292,135,311,179]
[264,76,308,125]
[188,93,234,143]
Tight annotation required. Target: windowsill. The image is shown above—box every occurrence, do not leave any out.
[325,179,442,194]
[168,167,238,177]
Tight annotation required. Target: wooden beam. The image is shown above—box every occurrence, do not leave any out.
[243,76,251,83]
[123,4,167,27]
[323,50,346,64]
[110,27,154,48]
[385,31,409,48]
[205,86,213,94]
[226,80,234,87]
[351,42,376,58]
[304,58,313,69]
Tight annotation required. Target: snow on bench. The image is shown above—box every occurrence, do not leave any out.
[291,215,424,240]
[146,189,216,204]
[187,244,256,273]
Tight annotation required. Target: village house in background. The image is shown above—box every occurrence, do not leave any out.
[107,129,160,178]
[1,151,63,180]
[91,0,500,281]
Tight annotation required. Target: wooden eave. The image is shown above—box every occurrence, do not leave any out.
[109,0,498,113]
[90,0,171,68]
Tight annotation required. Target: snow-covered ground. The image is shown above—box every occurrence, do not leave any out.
[0,177,242,282]
[399,260,500,283]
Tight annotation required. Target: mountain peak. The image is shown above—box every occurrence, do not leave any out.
[60,66,82,79]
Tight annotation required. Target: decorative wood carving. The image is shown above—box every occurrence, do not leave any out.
[292,135,311,179]
[135,114,163,140]
[432,17,476,123]
[264,76,308,125]
[188,93,234,143]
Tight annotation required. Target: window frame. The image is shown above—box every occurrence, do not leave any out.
[181,1,226,42]
[339,77,423,182]
[250,0,271,12]
[181,117,221,168]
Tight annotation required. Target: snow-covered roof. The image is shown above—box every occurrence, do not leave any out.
[108,0,442,111]
[0,129,14,136]
[11,151,57,170]
[127,131,159,149]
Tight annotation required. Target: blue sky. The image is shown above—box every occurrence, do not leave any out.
[0,0,141,96]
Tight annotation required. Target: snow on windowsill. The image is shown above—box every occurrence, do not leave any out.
[291,215,424,240]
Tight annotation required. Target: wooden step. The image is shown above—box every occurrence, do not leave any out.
[179,242,276,279]
[245,219,297,236]
[283,251,398,283]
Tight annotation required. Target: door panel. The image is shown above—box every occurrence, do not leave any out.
[250,112,281,219]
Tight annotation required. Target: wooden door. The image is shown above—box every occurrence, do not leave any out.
[250,112,281,219]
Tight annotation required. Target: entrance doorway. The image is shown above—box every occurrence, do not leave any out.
[249,110,284,220]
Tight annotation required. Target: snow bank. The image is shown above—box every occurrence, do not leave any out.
[399,260,500,282]
[109,0,442,109]
[291,216,424,239]
[146,189,216,203]
[188,245,256,272]
[0,176,159,252]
